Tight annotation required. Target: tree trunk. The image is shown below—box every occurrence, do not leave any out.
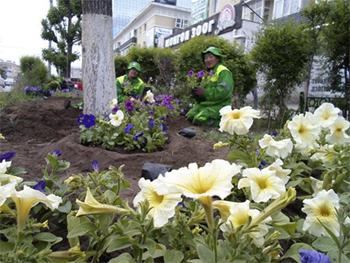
[82,0,116,116]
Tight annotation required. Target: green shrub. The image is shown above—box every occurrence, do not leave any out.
[153,48,176,89]
[126,47,159,83]
[175,35,256,105]
[114,56,128,78]
[20,56,48,87]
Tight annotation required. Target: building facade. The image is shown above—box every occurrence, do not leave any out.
[113,2,191,55]
[112,0,150,37]
[191,0,209,25]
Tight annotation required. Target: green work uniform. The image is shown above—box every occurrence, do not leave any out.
[115,75,145,103]
[186,64,234,125]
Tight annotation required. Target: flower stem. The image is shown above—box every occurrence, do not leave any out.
[200,196,217,263]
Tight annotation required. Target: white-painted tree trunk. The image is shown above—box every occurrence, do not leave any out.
[82,12,116,116]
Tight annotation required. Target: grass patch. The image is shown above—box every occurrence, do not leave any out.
[0,84,35,110]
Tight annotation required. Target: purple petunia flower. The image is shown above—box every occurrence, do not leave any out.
[133,131,144,141]
[299,249,331,263]
[33,180,46,192]
[0,151,16,162]
[148,118,155,129]
[77,114,96,128]
[197,70,205,79]
[160,123,168,133]
[111,105,119,113]
[258,160,268,170]
[125,100,134,112]
[187,69,194,77]
[51,149,62,157]
[124,123,134,134]
[91,160,99,172]
[270,130,278,137]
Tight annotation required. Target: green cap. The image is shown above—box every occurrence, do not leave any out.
[127,61,142,72]
[202,46,225,58]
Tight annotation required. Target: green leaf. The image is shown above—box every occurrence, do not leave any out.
[282,243,313,263]
[164,250,184,263]
[317,219,341,249]
[106,236,132,253]
[196,244,215,263]
[57,160,70,172]
[228,150,254,166]
[312,236,335,252]
[34,232,62,243]
[0,241,14,252]
[57,201,72,213]
[67,217,95,238]
[104,190,117,203]
[327,249,350,263]
[108,253,136,263]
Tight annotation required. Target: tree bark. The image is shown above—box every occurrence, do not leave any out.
[82,0,116,116]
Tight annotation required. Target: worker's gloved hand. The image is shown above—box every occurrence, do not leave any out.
[193,87,205,97]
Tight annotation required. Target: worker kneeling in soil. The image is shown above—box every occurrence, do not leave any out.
[116,61,145,103]
[186,46,234,126]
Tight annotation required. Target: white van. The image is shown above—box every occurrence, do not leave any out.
[1,78,14,92]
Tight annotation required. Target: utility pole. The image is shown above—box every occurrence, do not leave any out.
[48,0,53,76]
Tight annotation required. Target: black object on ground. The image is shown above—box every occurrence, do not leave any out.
[178,127,196,138]
[141,162,172,181]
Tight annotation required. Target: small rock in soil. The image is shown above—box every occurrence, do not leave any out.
[141,162,172,181]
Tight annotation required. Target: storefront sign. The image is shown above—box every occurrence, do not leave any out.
[215,4,236,34]
[164,3,242,48]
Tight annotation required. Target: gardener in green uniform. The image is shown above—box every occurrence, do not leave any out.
[116,61,145,102]
[186,46,234,126]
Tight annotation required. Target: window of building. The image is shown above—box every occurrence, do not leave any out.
[144,23,147,31]
[175,18,189,29]
[133,29,137,36]
[273,0,302,19]
[242,0,264,23]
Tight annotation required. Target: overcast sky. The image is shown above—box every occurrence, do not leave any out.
[0,0,81,68]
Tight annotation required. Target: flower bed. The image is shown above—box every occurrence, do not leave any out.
[0,102,349,262]
[78,93,180,153]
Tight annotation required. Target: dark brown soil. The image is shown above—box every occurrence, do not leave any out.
[0,97,228,200]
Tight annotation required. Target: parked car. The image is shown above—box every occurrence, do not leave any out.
[0,77,5,89]
[71,78,83,91]
[0,78,14,92]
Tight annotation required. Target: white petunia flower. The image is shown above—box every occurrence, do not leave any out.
[302,189,339,237]
[311,145,336,164]
[0,160,12,174]
[258,134,293,159]
[213,200,237,221]
[76,188,127,217]
[143,90,155,104]
[314,103,341,128]
[11,185,62,229]
[309,177,323,196]
[238,168,286,203]
[220,200,270,247]
[264,159,291,184]
[109,110,124,127]
[109,98,118,109]
[0,174,23,186]
[219,106,260,135]
[287,112,321,147]
[133,178,182,228]
[158,159,241,200]
[0,182,17,206]
[325,116,350,144]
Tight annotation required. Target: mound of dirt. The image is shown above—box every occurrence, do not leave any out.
[0,97,228,199]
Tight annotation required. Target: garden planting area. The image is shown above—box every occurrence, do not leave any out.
[0,97,227,200]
